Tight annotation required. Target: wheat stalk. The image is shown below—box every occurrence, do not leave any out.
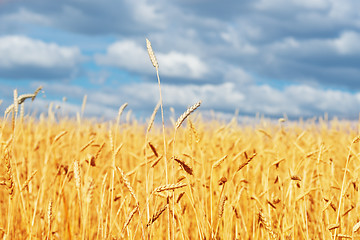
[122,205,139,233]
[176,192,185,203]
[188,118,200,143]
[152,182,187,193]
[148,142,159,158]
[147,101,161,133]
[94,142,105,161]
[258,209,278,239]
[173,157,193,175]
[146,37,170,239]
[117,166,139,204]
[80,139,95,152]
[20,170,38,192]
[53,131,68,144]
[147,204,168,227]
[85,177,95,203]
[212,155,228,169]
[3,150,14,199]
[218,195,228,219]
[237,152,257,172]
[13,89,18,115]
[175,101,201,129]
[47,198,53,240]
[74,160,81,191]
[146,38,159,70]
[48,199,53,230]
[5,86,42,115]
[151,156,162,168]
[116,102,128,126]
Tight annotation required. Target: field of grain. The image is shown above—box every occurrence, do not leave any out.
[1,39,360,240]
[1,101,360,239]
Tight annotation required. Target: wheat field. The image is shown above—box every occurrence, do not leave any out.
[1,102,360,239]
[1,39,360,240]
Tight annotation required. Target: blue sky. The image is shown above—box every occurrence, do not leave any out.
[1,0,360,121]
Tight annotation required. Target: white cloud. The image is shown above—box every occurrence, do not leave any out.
[127,0,165,28]
[157,51,208,79]
[31,98,119,120]
[0,35,82,69]
[95,40,209,79]
[220,26,258,54]
[328,0,360,21]
[223,66,253,85]
[332,31,360,55]
[112,81,360,119]
[26,78,360,121]
[95,40,151,73]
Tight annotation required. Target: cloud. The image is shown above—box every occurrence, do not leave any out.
[0,7,51,26]
[119,81,360,119]
[0,1,166,35]
[1,0,360,120]
[0,35,82,79]
[95,40,151,73]
[126,0,165,28]
[157,51,208,79]
[255,0,329,11]
[95,40,209,79]
[24,75,360,121]
[332,31,360,55]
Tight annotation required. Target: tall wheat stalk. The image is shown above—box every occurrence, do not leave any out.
[146,38,171,240]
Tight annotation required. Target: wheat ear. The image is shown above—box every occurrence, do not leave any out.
[148,142,159,158]
[173,157,193,175]
[122,205,139,233]
[258,209,278,239]
[212,155,228,169]
[152,182,187,193]
[73,159,82,216]
[146,38,159,70]
[4,151,14,199]
[175,101,202,129]
[147,204,168,227]
[117,166,139,205]
[237,152,257,172]
[48,199,53,231]
[5,86,42,115]
[20,170,38,192]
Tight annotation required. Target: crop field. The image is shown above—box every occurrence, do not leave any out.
[1,98,360,240]
[1,40,360,240]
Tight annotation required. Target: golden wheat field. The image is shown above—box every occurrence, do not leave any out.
[1,100,360,240]
[1,40,360,240]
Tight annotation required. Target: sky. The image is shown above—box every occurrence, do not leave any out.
[1,0,360,122]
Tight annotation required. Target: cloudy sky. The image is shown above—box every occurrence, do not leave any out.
[1,0,360,121]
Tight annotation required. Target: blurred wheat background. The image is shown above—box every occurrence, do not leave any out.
[1,96,360,239]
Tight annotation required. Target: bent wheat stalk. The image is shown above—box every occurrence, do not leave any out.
[175,101,202,130]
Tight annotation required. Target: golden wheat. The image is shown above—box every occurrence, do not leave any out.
[146,38,159,70]
[1,40,360,239]
[152,182,187,193]
[175,101,201,129]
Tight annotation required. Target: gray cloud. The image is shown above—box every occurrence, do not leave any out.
[0,0,360,119]
[0,0,165,35]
